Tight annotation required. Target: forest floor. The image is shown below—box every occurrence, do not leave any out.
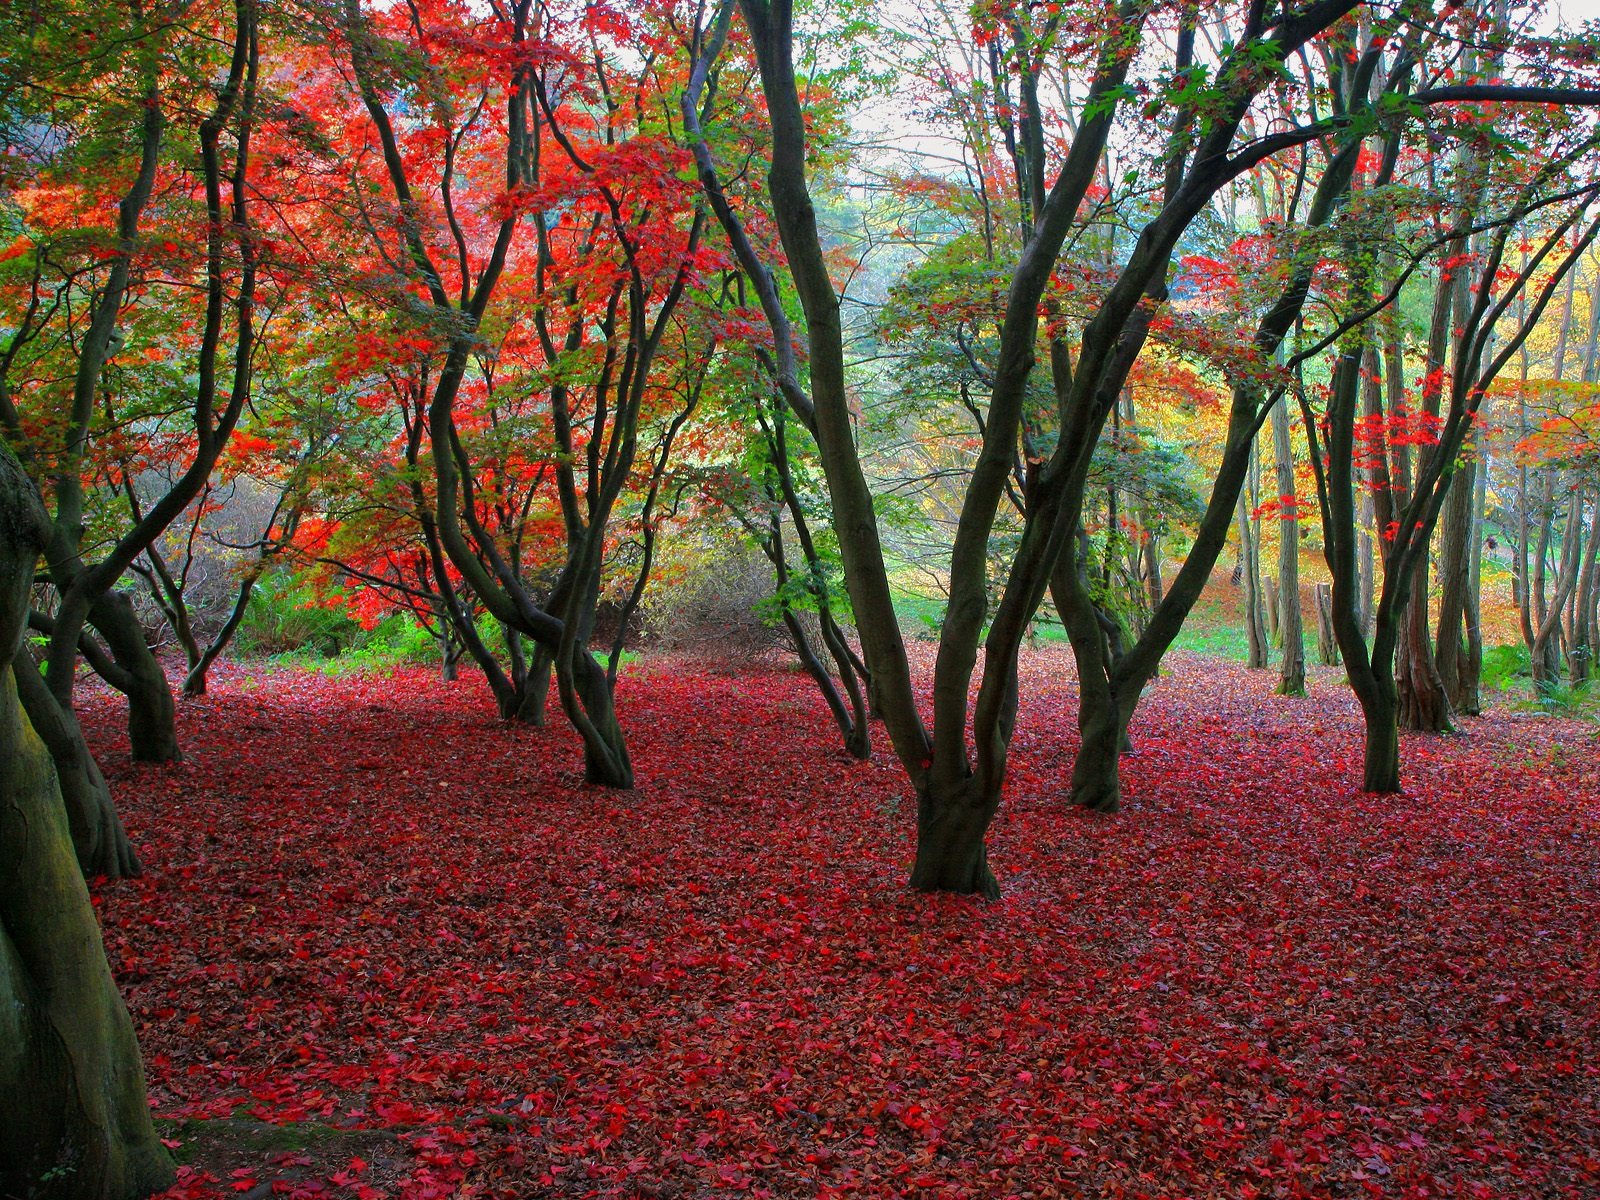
[84,648,1600,1199]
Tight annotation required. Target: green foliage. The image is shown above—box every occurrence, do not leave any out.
[1481,643,1532,691]
[234,570,366,659]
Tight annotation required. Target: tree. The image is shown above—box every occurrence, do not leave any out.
[696,0,1430,892]
[1,0,262,874]
[0,440,172,1200]
[1307,116,1600,789]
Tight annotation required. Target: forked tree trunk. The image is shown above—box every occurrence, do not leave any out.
[1,444,171,1200]
[1397,579,1454,733]
[180,569,261,698]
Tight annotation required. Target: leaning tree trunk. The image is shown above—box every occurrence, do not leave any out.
[88,593,180,764]
[12,651,140,879]
[1,443,172,1200]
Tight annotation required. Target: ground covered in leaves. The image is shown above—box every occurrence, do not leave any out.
[83,650,1600,1199]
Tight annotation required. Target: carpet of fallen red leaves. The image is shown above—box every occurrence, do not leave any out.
[81,649,1600,1200]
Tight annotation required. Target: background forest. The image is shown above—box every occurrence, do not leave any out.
[5,0,1600,1196]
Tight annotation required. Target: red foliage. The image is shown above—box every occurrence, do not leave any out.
[84,652,1600,1198]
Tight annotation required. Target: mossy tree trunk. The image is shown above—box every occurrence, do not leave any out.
[1,443,171,1200]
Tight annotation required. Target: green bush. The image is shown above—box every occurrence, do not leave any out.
[1481,643,1531,691]
[235,571,365,658]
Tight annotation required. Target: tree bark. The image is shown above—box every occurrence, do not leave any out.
[1237,441,1269,668]
[1435,443,1477,712]
[1272,398,1305,695]
[909,779,999,898]
[89,593,181,763]
[1314,584,1339,666]
[11,652,140,880]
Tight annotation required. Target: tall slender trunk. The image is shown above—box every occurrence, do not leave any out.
[1237,441,1269,667]
[1272,398,1305,695]
[12,651,140,879]
[1435,433,1478,711]
[1572,499,1599,687]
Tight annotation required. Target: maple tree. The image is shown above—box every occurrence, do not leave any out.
[696,0,1600,891]
[0,439,172,1200]
[1,0,267,876]
[10,0,1600,1191]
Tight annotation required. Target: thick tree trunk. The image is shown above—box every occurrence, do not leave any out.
[1068,685,1134,814]
[1396,561,1454,733]
[12,651,140,879]
[514,643,553,726]
[909,780,999,898]
[1,443,171,1199]
[0,673,174,1200]
[89,593,181,764]
[1358,677,1402,793]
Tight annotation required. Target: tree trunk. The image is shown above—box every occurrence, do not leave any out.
[1314,583,1339,666]
[12,651,140,880]
[1272,399,1305,695]
[1,442,172,1200]
[1458,451,1487,714]
[1358,677,1402,793]
[1569,498,1598,687]
[909,779,999,898]
[515,643,553,726]
[89,593,181,764]
[1068,683,1135,814]
[1357,494,1375,637]
[181,569,263,699]
[1397,577,1454,733]
[1435,443,1477,712]
[1236,443,1269,668]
